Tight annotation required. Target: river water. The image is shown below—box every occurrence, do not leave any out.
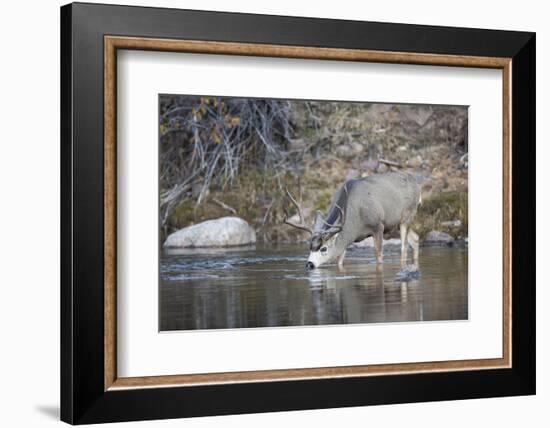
[160,244,468,331]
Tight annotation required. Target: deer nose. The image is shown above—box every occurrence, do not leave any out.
[306,261,315,270]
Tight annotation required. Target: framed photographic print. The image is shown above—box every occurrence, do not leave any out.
[60,2,535,424]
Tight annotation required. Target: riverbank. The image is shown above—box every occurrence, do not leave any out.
[161,99,468,243]
[166,176,468,245]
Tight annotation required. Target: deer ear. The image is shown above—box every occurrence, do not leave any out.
[311,234,328,252]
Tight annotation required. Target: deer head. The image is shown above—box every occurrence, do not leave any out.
[283,187,347,269]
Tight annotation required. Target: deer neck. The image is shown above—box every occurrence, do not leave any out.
[335,226,355,253]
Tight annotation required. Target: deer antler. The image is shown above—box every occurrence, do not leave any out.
[283,188,314,236]
[316,203,346,234]
[316,183,348,234]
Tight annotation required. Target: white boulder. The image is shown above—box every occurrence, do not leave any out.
[164,216,256,248]
[351,237,402,248]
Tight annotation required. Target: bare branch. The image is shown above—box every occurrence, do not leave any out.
[211,198,237,215]
[378,158,402,168]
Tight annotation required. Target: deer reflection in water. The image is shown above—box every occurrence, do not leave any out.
[305,263,424,325]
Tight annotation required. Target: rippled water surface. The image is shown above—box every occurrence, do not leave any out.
[160,244,468,331]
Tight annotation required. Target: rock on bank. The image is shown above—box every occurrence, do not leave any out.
[164,216,256,248]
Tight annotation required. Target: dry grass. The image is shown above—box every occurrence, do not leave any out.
[160,97,469,243]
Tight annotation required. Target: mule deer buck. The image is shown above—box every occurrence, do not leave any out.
[283,172,421,270]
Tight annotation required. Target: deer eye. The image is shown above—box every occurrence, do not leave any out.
[320,246,328,254]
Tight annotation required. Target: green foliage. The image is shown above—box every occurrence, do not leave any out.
[413,192,468,239]
[169,200,197,231]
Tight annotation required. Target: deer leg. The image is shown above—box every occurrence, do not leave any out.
[400,224,409,268]
[374,225,384,264]
[407,228,420,268]
[337,250,347,269]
